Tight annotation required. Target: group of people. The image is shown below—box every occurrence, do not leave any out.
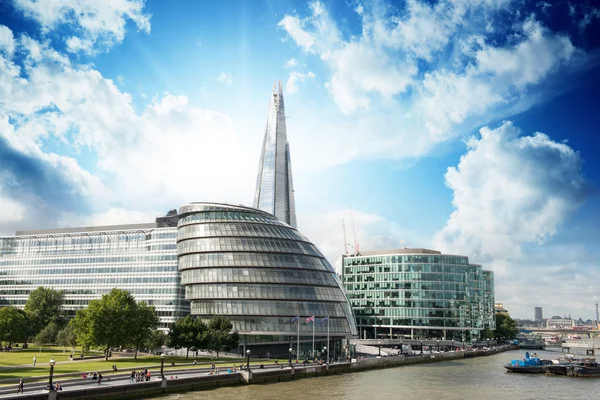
[81,372,104,384]
[129,368,151,383]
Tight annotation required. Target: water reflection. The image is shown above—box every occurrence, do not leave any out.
[160,350,600,400]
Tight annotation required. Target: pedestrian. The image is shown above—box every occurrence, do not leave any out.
[17,379,24,394]
[33,356,36,367]
[97,372,103,385]
[130,371,135,383]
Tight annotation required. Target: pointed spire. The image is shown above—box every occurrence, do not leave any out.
[253,81,297,227]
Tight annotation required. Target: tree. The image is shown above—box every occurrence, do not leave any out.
[203,315,239,359]
[494,313,518,339]
[145,329,167,355]
[71,288,138,360]
[34,322,60,346]
[481,327,494,340]
[168,315,206,359]
[0,307,28,346]
[129,302,159,359]
[56,322,78,354]
[24,287,65,336]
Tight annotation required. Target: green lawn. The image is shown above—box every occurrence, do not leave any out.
[0,347,103,367]
[0,349,272,381]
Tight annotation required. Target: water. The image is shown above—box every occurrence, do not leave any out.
[160,350,600,400]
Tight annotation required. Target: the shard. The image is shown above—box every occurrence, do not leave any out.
[253,81,297,228]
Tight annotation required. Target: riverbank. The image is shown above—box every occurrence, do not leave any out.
[0,346,517,400]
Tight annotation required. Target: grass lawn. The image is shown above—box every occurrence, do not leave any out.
[0,347,103,367]
[1,349,272,381]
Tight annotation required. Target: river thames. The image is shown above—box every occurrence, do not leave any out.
[159,349,600,400]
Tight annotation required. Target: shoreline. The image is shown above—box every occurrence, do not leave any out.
[0,346,517,400]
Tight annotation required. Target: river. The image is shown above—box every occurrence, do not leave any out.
[158,349,600,400]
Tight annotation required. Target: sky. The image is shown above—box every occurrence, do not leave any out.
[0,0,599,320]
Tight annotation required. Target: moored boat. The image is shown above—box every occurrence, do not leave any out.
[572,360,600,377]
[504,352,552,373]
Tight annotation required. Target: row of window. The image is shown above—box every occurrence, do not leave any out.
[181,268,337,287]
[190,300,348,318]
[344,265,482,275]
[356,317,484,328]
[345,282,473,291]
[350,299,472,308]
[0,288,182,295]
[0,244,177,256]
[347,291,479,301]
[226,316,351,334]
[177,238,321,257]
[0,253,177,267]
[0,276,179,286]
[0,265,178,276]
[178,223,307,242]
[344,255,469,266]
[178,211,283,227]
[353,308,475,318]
[185,284,348,302]
[178,252,331,271]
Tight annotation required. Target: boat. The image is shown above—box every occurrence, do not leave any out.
[504,352,552,373]
[543,356,597,377]
[572,360,600,377]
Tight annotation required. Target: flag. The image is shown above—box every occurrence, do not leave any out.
[319,316,329,324]
[288,316,299,324]
[306,316,315,323]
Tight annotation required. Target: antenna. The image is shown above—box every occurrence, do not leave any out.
[342,219,348,255]
[351,213,359,254]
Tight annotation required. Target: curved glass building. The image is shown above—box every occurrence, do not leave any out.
[177,202,357,355]
[342,248,494,341]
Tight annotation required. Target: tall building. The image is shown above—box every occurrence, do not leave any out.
[0,212,188,330]
[535,307,543,321]
[253,81,297,228]
[342,248,495,341]
[177,202,357,356]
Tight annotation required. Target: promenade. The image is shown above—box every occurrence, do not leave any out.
[0,345,516,400]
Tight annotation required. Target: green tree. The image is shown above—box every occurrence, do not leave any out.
[56,322,78,354]
[0,307,28,346]
[129,302,159,359]
[33,322,59,348]
[71,288,138,360]
[168,315,206,359]
[24,287,65,335]
[481,327,494,340]
[204,315,239,359]
[145,329,166,355]
[494,313,518,339]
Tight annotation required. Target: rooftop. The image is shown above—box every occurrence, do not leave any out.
[355,248,442,256]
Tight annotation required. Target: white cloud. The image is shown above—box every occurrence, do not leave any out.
[217,72,232,85]
[59,208,158,228]
[286,70,315,94]
[285,57,298,68]
[13,0,151,53]
[278,1,584,167]
[0,34,254,235]
[299,208,418,274]
[433,121,586,261]
[0,25,15,56]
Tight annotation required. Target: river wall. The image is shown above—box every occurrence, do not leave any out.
[5,346,516,400]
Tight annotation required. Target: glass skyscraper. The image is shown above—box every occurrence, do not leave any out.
[0,213,189,329]
[342,248,495,341]
[253,80,297,228]
[177,202,357,354]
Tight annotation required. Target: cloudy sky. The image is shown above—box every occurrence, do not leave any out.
[0,0,599,320]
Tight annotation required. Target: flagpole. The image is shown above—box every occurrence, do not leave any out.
[297,316,300,363]
[327,316,330,366]
[312,318,315,360]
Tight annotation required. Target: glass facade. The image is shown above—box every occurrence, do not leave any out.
[253,81,297,228]
[342,249,495,340]
[177,202,357,344]
[0,223,189,330]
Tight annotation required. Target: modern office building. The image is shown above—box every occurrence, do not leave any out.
[342,248,495,341]
[177,202,357,356]
[535,306,543,321]
[253,80,297,228]
[0,212,188,329]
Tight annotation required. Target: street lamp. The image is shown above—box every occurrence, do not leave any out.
[160,353,165,378]
[378,341,381,357]
[289,348,293,366]
[246,349,251,370]
[48,359,56,391]
[437,340,440,352]
[420,340,423,355]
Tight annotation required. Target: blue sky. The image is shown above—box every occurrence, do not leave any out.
[0,0,599,319]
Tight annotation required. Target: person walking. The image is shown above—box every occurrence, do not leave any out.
[32,356,36,367]
[130,370,135,383]
[16,379,24,394]
[97,372,103,385]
